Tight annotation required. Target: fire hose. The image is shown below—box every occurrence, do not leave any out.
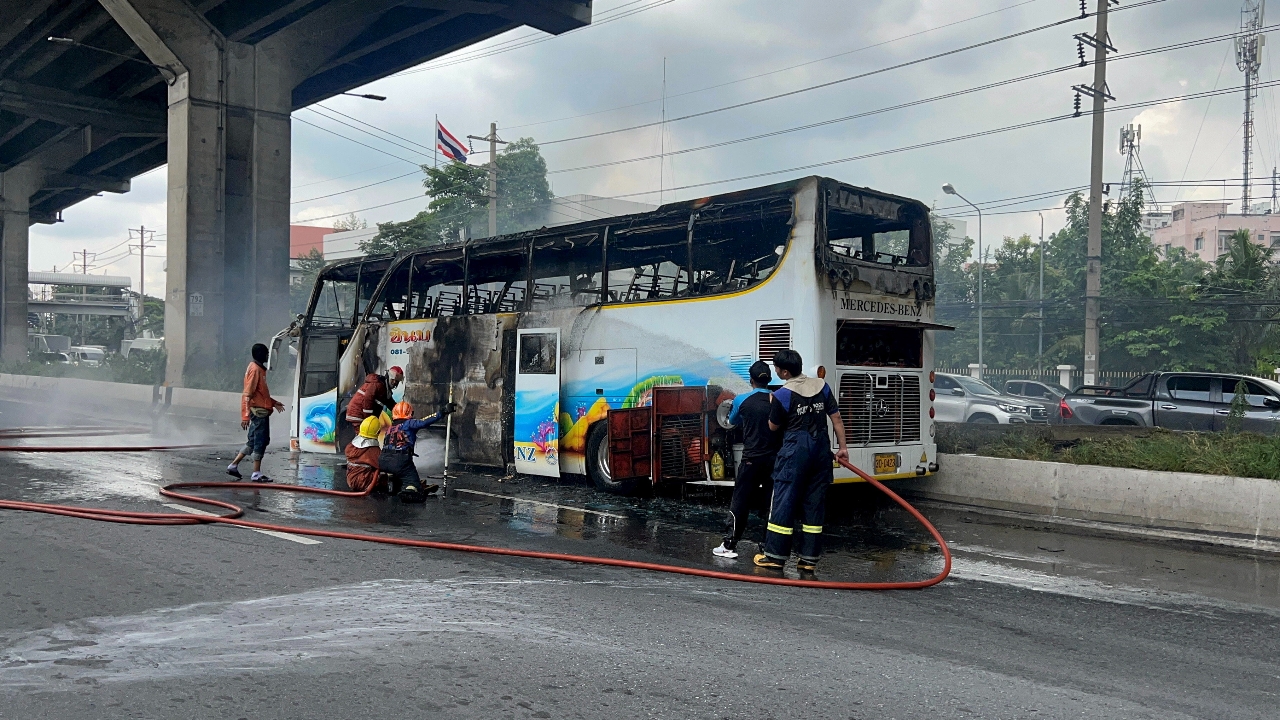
[0,443,950,591]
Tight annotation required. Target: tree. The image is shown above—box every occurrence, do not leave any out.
[932,178,1262,375]
[291,248,328,316]
[362,137,553,254]
[332,213,367,231]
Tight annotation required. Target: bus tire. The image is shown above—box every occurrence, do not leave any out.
[586,421,646,495]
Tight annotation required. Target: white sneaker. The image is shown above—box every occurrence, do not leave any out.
[712,543,738,559]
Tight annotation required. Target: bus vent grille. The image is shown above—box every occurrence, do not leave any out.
[757,322,791,363]
[838,373,922,446]
[658,414,704,480]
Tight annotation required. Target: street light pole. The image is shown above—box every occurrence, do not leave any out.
[943,183,983,381]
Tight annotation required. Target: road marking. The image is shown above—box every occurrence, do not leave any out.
[451,489,626,520]
[162,503,322,545]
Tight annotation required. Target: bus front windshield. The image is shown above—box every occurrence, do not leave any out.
[955,376,1001,396]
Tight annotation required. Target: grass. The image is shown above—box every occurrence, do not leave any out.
[941,425,1280,480]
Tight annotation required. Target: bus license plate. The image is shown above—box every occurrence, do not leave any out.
[873,453,898,474]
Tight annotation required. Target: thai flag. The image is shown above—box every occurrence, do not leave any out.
[436,120,468,163]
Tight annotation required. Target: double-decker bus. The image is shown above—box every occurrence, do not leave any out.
[291,176,945,493]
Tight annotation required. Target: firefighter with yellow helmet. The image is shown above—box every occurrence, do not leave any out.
[379,399,456,502]
[344,416,384,494]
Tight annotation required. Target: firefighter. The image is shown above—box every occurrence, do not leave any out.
[345,366,403,431]
[345,416,383,493]
[379,400,456,503]
[712,360,780,559]
[754,349,849,573]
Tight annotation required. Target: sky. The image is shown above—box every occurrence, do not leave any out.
[27,0,1263,295]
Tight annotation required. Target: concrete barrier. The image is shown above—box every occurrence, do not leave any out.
[901,453,1280,542]
[0,373,239,421]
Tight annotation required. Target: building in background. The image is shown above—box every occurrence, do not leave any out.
[289,225,331,287]
[1150,201,1280,260]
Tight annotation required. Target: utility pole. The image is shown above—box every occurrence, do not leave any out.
[129,226,156,325]
[1038,212,1046,378]
[468,123,507,237]
[1073,0,1116,388]
[1238,0,1265,215]
[73,248,95,275]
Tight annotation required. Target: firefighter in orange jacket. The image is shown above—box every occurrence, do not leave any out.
[345,416,383,493]
[345,366,403,431]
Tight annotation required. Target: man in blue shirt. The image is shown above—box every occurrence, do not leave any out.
[380,400,455,502]
[754,349,848,573]
[713,361,781,559]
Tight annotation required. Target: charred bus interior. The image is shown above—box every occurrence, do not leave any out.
[299,256,393,400]
[820,179,934,301]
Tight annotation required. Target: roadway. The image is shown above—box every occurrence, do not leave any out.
[0,415,1276,718]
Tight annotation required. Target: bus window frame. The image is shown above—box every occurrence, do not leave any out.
[351,185,809,323]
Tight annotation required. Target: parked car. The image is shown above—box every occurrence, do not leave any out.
[1003,379,1071,423]
[122,337,163,358]
[933,372,1050,424]
[68,346,106,367]
[1059,372,1280,432]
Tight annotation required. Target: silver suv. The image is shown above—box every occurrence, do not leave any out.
[934,372,1049,424]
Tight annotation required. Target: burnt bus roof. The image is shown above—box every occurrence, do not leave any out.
[315,253,396,283]
[378,176,931,264]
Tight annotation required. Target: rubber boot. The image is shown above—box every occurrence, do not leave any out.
[399,484,425,503]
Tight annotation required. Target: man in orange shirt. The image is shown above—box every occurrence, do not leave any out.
[227,343,286,482]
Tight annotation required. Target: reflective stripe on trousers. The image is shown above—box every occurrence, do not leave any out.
[762,431,833,563]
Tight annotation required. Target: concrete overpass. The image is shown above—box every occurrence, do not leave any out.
[0,0,592,382]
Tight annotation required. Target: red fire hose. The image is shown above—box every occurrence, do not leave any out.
[0,445,950,590]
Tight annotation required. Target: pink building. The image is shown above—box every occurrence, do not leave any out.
[1150,202,1280,261]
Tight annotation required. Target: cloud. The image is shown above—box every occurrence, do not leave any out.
[28,0,1266,279]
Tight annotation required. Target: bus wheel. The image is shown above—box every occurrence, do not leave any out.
[586,421,646,495]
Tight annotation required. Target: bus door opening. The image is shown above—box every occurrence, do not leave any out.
[514,328,561,477]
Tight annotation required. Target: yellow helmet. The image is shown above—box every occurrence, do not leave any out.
[358,416,381,439]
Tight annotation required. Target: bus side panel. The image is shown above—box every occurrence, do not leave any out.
[384,313,518,469]
[551,181,821,476]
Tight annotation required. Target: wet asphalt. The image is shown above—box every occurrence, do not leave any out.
[0,399,1278,719]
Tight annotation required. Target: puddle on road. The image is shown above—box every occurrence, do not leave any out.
[0,578,585,689]
[6,436,1280,610]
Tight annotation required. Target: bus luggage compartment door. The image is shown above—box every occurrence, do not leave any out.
[513,328,561,477]
[607,407,652,483]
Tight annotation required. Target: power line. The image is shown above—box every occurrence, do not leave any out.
[300,15,1235,207]
[293,117,422,165]
[503,0,1054,132]
[538,0,1169,148]
[544,26,1248,177]
[300,78,1279,224]
[293,162,402,190]
[292,171,421,205]
[301,107,433,160]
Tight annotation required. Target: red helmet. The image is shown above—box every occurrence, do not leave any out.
[388,366,404,380]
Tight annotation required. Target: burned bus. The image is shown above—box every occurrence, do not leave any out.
[291,176,944,492]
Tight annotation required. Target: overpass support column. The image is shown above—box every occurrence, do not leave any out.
[0,166,36,364]
[99,0,291,386]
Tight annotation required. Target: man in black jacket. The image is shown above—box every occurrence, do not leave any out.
[713,361,781,559]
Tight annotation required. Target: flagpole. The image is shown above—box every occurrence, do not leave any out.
[433,114,439,169]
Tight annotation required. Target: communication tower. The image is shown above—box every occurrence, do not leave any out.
[1118,123,1153,204]
[1238,0,1266,215]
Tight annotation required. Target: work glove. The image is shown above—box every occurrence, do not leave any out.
[439,402,459,416]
